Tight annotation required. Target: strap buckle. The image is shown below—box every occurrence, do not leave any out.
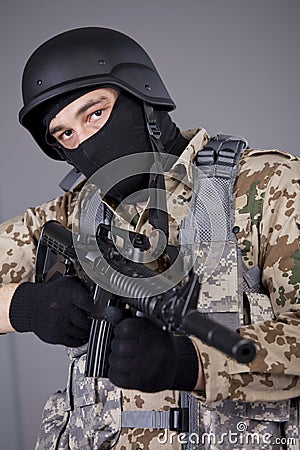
[218,146,237,167]
[195,148,215,166]
[196,134,248,170]
[144,102,162,140]
[147,120,162,140]
[169,407,189,432]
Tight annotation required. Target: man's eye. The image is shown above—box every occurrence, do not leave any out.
[91,109,103,119]
[62,129,73,139]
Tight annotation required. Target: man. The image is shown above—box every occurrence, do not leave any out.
[0,27,299,449]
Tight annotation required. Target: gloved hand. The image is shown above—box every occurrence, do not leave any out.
[9,276,93,347]
[105,306,199,392]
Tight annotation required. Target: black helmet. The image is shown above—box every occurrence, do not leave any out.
[19,27,176,160]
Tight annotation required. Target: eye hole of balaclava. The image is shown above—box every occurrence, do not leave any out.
[44,87,186,203]
[44,88,154,201]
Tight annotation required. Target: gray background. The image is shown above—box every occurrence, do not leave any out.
[0,1,299,449]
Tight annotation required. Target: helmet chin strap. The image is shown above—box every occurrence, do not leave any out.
[143,103,169,242]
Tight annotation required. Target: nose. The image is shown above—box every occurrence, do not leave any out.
[77,128,96,146]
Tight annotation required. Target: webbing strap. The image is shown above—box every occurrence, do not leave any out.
[121,408,189,431]
[243,264,264,293]
[180,134,249,450]
[59,167,84,192]
[143,103,170,241]
[196,135,264,298]
[180,134,248,328]
[122,410,171,429]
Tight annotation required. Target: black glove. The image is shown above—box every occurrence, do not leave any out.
[9,276,93,347]
[106,306,199,392]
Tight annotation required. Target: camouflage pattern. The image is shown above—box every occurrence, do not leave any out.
[194,144,300,406]
[0,127,299,449]
[35,349,122,449]
[185,398,299,450]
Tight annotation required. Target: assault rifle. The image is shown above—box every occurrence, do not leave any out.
[35,220,256,377]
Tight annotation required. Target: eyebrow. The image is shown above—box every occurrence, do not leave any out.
[49,95,110,135]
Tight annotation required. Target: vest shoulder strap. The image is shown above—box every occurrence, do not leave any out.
[195,133,248,179]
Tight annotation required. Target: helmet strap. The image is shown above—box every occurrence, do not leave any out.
[143,103,165,153]
[143,103,169,242]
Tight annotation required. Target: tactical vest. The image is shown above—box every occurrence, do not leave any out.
[36,134,295,450]
[177,134,290,450]
[115,134,293,449]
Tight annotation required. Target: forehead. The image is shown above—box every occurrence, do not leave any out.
[51,87,118,121]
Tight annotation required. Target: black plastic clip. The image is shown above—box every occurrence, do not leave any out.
[169,407,189,432]
[195,147,215,166]
[218,146,236,167]
[147,120,162,140]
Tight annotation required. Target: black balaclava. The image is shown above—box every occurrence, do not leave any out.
[45,89,188,202]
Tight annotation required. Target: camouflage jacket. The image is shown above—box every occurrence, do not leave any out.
[0,128,299,449]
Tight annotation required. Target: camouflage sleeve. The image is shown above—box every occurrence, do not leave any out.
[192,151,300,403]
[0,190,79,287]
